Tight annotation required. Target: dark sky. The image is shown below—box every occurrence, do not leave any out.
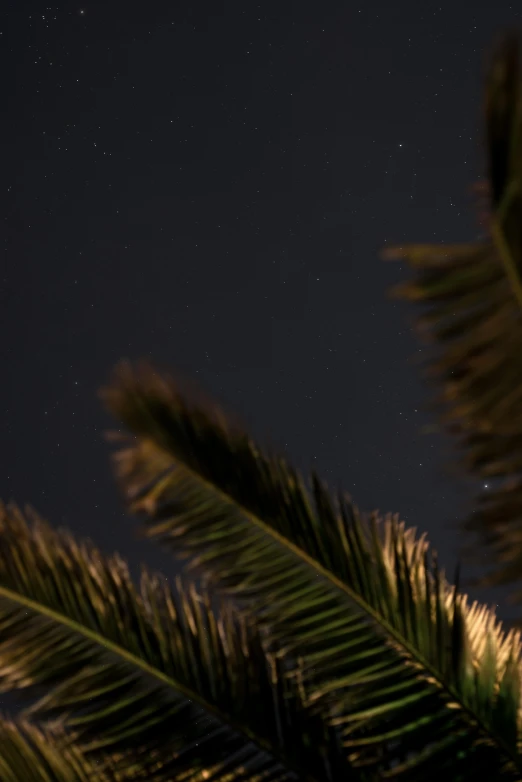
[3,1,521,618]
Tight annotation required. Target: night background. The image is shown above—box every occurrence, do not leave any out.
[3,1,520,622]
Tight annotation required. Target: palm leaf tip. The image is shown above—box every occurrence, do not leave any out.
[101,359,522,778]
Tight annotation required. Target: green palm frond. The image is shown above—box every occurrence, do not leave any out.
[103,359,522,779]
[0,501,348,782]
[381,33,522,604]
[0,715,118,781]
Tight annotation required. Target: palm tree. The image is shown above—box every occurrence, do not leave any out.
[3,29,522,782]
[382,32,522,612]
[0,352,521,779]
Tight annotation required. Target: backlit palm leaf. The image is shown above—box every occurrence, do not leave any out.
[103,359,522,779]
[382,33,522,605]
[0,501,347,782]
[0,716,118,781]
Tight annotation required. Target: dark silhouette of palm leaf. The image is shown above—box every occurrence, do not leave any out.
[381,32,522,607]
[0,501,347,782]
[102,359,522,779]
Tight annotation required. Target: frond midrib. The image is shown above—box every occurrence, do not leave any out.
[150,457,522,772]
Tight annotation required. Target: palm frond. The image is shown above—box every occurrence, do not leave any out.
[0,500,348,782]
[0,714,117,781]
[381,32,522,604]
[103,359,522,779]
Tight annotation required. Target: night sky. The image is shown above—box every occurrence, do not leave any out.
[3,2,521,619]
